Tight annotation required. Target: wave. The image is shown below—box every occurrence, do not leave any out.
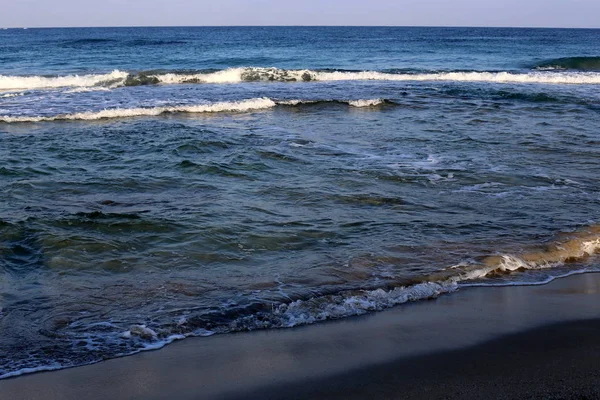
[0,92,23,98]
[0,98,278,122]
[278,98,391,107]
[64,87,111,94]
[348,98,387,107]
[534,56,600,71]
[0,98,394,123]
[0,70,128,90]
[200,225,600,334]
[152,67,600,85]
[2,224,599,380]
[3,67,600,91]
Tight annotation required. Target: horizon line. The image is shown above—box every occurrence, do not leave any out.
[1,24,599,30]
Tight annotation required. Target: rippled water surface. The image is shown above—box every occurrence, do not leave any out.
[1,27,600,377]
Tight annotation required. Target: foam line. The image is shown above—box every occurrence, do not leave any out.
[3,67,600,91]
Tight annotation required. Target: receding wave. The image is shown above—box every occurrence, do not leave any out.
[4,67,600,90]
[267,225,600,332]
[534,56,600,71]
[0,98,395,123]
[148,224,600,335]
[2,224,599,380]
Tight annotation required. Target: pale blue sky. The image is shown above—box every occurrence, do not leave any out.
[2,0,599,28]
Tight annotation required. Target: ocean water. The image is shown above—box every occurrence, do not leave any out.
[1,26,600,378]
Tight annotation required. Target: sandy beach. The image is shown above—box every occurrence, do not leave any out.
[1,273,598,400]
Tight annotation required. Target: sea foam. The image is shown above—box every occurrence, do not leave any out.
[153,68,600,85]
[0,98,278,122]
[0,70,128,90]
[0,98,395,123]
[3,67,600,91]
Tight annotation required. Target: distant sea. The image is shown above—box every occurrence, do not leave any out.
[1,26,600,378]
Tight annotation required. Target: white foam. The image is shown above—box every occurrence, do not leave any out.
[65,87,111,94]
[0,92,23,98]
[0,70,128,90]
[447,232,600,284]
[449,256,556,283]
[154,68,600,86]
[4,68,599,91]
[129,325,158,339]
[314,70,600,85]
[156,68,246,84]
[228,281,457,331]
[278,99,319,106]
[0,98,277,123]
[461,268,597,288]
[0,364,65,380]
[154,67,312,84]
[348,98,386,107]
[582,238,600,255]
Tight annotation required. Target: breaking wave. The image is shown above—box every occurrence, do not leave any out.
[0,70,128,90]
[2,224,600,380]
[3,67,600,90]
[0,92,23,98]
[200,225,600,335]
[348,98,387,107]
[0,98,279,122]
[0,98,396,123]
[152,68,600,85]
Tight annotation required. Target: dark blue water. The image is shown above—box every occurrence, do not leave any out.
[1,27,600,378]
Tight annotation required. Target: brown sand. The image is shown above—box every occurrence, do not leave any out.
[1,273,599,400]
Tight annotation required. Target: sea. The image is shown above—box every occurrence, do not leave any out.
[1,26,600,378]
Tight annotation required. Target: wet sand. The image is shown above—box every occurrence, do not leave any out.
[1,273,599,400]
[241,319,600,400]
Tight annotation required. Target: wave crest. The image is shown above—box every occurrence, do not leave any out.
[4,67,600,91]
[152,68,600,85]
[0,98,399,123]
[0,98,278,122]
[445,225,600,283]
[0,70,128,90]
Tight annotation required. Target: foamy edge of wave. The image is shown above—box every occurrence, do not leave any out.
[64,87,112,94]
[2,229,599,380]
[348,98,386,107]
[314,70,600,85]
[0,98,278,122]
[0,92,24,98]
[3,67,600,90]
[0,70,128,90]
[0,98,395,122]
[154,68,600,85]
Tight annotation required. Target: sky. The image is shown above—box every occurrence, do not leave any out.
[1,0,599,29]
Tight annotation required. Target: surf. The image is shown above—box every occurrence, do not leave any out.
[4,67,600,91]
[0,98,393,123]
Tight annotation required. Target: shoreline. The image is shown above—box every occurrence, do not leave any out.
[1,273,599,399]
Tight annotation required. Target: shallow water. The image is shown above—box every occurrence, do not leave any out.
[1,26,600,378]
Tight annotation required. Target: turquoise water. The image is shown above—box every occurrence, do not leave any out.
[1,27,600,377]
